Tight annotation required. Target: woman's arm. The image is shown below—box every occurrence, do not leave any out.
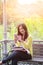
[21,36,33,56]
[14,34,18,43]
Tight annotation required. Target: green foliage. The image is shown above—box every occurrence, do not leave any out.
[24,17,43,40]
[0,16,43,40]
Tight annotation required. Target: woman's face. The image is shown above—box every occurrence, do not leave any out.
[19,25,25,35]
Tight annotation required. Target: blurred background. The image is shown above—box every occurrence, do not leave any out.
[0,0,43,40]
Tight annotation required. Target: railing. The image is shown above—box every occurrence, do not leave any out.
[0,40,43,60]
[33,40,43,44]
[0,40,14,60]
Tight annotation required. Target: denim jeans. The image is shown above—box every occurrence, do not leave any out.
[2,51,32,65]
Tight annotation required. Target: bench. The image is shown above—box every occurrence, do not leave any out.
[4,43,43,65]
[18,44,43,65]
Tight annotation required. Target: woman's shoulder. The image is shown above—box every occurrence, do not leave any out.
[25,34,32,42]
[28,34,32,39]
[26,34,32,42]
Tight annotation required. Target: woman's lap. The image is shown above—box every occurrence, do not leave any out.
[12,50,31,61]
[2,50,32,64]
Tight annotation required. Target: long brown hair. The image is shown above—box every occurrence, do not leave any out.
[17,24,28,41]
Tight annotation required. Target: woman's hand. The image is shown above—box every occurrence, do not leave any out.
[17,35,22,42]
[14,34,23,43]
[0,61,2,65]
[14,34,18,43]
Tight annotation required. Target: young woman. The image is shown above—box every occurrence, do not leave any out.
[0,23,33,65]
